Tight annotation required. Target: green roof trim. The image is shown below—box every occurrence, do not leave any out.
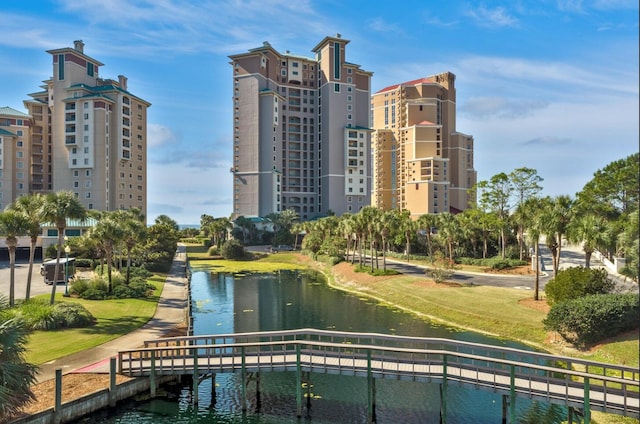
[0,106,30,117]
[0,128,17,136]
[41,217,99,228]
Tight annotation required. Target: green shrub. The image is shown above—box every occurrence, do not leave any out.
[12,300,55,330]
[112,280,154,299]
[221,239,246,260]
[11,300,95,330]
[124,266,152,280]
[456,256,527,269]
[50,303,95,328]
[207,245,219,256]
[69,279,90,296]
[543,293,639,348]
[81,288,107,300]
[315,254,343,266]
[544,267,614,305]
[74,258,94,268]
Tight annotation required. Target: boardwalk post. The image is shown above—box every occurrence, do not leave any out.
[109,357,117,407]
[509,365,516,423]
[241,346,247,413]
[367,350,376,423]
[296,344,302,417]
[150,350,157,397]
[54,368,62,424]
[584,377,591,424]
[211,373,217,406]
[192,346,199,405]
[440,354,447,424]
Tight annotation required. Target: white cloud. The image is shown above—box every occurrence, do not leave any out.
[465,4,519,28]
[461,97,549,119]
[147,123,178,147]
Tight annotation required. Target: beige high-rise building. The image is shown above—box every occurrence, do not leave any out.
[371,72,476,218]
[0,107,31,209]
[4,40,151,217]
[229,35,373,220]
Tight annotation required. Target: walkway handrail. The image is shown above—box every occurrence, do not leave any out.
[123,339,638,388]
[118,329,639,418]
[141,328,640,382]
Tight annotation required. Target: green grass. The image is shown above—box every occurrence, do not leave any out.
[25,275,165,364]
[189,253,306,274]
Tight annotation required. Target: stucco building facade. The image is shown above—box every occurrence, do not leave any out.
[229,35,373,220]
[371,72,476,218]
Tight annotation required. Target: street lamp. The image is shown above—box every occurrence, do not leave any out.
[63,244,71,297]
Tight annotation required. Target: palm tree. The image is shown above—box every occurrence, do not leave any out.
[522,196,550,301]
[0,211,29,307]
[568,213,607,268]
[437,212,460,261]
[0,307,38,420]
[544,195,573,276]
[377,210,399,271]
[396,210,415,262]
[91,215,124,293]
[360,206,381,271]
[40,191,86,305]
[9,194,44,301]
[417,213,437,258]
[113,208,146,284]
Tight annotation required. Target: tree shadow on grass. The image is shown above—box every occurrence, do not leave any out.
[79,315,150,336]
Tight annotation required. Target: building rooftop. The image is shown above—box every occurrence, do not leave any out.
[0,106,30,117]
[375,77,435,94]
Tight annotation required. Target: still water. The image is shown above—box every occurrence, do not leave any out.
[93,269,564,423]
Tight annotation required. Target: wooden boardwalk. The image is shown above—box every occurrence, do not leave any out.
[118,329,639,421]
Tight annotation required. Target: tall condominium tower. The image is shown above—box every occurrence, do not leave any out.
[0,107,32,208]
[371,72,476,218]
[229,35,373,220]
[14,40,150,216]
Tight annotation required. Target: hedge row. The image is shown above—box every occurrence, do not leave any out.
[543,293,639,348]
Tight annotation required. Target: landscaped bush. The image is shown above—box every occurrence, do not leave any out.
[50,302,95,328]
[126,266,152,280]
[69,278,90,296]
[543,293,639,348]
[207,245,219,256]
[112,279,155,299]
[315,254,343,266]
[74,258,94,268]
[544,266,614,305]
[10,300,95,331]
[77,277,109,299]
[221,239,246,260]
[456,256,527,270]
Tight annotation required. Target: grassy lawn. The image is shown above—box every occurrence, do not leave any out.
[25,275,165,365]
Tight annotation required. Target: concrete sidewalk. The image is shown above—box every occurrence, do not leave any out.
[35,245,189,383]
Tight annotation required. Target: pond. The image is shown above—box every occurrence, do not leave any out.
[90,269,564,423]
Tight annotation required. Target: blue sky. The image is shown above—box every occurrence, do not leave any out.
[1,0,637,225]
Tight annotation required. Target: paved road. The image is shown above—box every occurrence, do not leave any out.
[0,257,56,301]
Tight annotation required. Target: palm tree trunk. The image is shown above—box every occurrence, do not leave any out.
[585,250,592,268]
[26,237,37,301]
[50,231,63,305]
[9,246,16,307]
[534,241,540,301]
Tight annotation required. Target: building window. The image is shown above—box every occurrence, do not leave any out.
[334,83,340,92]
[333,42,341,79]
[58,54,64,80]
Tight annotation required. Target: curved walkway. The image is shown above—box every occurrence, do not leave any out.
[35,245,188,383]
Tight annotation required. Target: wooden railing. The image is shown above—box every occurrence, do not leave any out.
[118,329,639,421]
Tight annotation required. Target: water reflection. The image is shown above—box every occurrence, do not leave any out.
[97,269,563,423]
